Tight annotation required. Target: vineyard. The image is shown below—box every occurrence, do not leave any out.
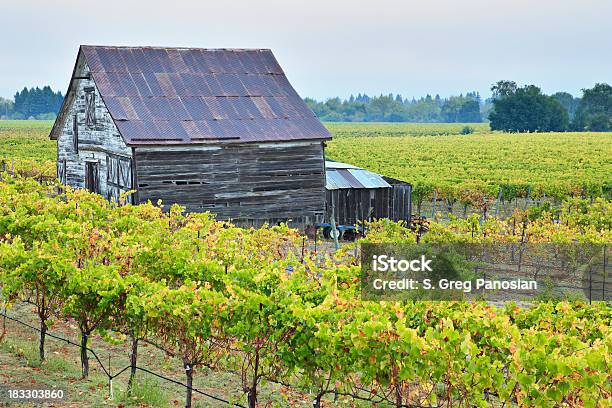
[326,123,612,205]
[325,123,491,138]
[3,121,612,206]
[0,121,611,407]
[0,175,611,407]
[0,120,55,178]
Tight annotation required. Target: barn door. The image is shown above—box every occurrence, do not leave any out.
[85,162,100,194]
[106,154,133,204]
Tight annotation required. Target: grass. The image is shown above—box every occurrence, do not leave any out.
[0,333,110,408]
[115,377,170,407]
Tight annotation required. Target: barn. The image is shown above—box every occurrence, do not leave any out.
[50,45,331,226]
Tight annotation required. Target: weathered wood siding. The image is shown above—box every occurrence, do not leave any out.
[326,184,412,226]
[56,56,133,202]
[134,141,326,225]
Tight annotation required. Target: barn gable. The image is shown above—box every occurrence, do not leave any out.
[53,51,134,202]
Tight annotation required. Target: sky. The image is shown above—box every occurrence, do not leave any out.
[1,0,611,101]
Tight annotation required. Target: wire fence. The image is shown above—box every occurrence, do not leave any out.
[0,309,246,407]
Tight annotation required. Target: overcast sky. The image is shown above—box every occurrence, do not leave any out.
[1,0,610,101]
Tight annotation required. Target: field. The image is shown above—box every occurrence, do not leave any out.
[4,120,610,203]
[325,122,491,137]
[0,120,611,407]
[0,120,56,177]
[325,123,612,201]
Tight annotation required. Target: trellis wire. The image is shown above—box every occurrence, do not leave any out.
[0,310,246,407]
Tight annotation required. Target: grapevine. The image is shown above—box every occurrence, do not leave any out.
[0,175,610,407]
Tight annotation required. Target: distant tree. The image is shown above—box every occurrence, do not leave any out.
[572,83,612,131]
[434,94,442,107]
[543,98,570,131]
[14,87,31,117]
[491,80,518,98]
[466,91,480,101]
[304,97,328,118]
[358,94,371,103]
[0,97,13,119]
[324,97,342,112]
[552,92,580,120]
[367,95,401,121]
[12,86,63,119]
[459,99,481,122]
[406,96,441,122]
[322,111,344,121]
[30,87,46,116]
[481,98,494,121]
[441,95,481,122]
[489,81,568,132]
[35,112,58,120]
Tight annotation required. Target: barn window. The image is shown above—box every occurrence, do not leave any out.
[58,158,67,185]
[84,87,96,127]
[72,114,79,153]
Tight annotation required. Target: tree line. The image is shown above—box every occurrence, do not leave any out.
[306,82,611,131]
[305,92,484,123]
[0,86,64,120]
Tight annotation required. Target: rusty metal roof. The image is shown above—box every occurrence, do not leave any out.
[79,45,331,145]
[325,161,391,190]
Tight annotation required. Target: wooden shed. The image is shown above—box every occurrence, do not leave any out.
[50,45,331,226]
[325,161,412,226]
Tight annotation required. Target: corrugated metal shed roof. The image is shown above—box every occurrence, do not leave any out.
[76,45,331,145]
[325,161,359,170]
[326,170,352,190]
[325,161,391,190]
